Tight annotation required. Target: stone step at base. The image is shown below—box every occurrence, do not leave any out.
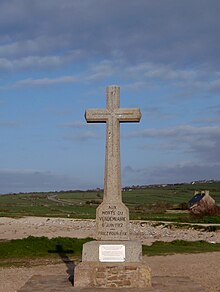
[18,275,206,292]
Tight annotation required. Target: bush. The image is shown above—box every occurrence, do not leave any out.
[190,201,220,216]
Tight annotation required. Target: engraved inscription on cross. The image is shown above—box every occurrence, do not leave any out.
[85,85,141,203]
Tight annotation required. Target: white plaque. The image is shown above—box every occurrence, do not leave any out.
[99,244,125,262]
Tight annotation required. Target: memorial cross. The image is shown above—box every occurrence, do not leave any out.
[85,85,141,203]
[74,86,151,288]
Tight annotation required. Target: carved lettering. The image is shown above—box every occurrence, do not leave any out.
[96,203,129,240]
[99,216,126,222]
[102,210,116,215]
[108,205,116,210]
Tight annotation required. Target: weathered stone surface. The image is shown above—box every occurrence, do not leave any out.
[82,240,142,262]
[96,201,129,240]
[74,262,151,288]
[85,85,141,241]
[74,85,150,289]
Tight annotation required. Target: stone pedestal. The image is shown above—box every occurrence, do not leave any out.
[82,240,142,262]
[74,262,151,289]
[74,240,151,289]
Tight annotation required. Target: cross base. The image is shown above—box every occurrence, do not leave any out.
[74,261,151,289]
[82,240,142,262]
[96,201,129,240]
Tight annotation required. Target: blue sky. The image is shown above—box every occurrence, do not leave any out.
[1,0,220,193]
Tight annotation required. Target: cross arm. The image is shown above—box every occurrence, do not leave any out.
[116,108,141,122]
[85,109,109,123]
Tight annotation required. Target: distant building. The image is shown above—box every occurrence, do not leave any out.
[188,190,215,215]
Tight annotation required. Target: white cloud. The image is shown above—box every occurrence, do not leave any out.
[86,60,115,82]
[12,75,78,87]
[194,117,220,124]
[0,121,18,127]
[208,79,220,92]
[2,56,220,95]
[127,125,220,166]
[142,106,174,121]
[0,50,83,71]
[47,108,74,117]
[127,63,198,81]
[124,62,220,95]
[60,121,86,128]
[63,131,99,141]
[0,1,220,68]
[0,36,70,58]
[128,125,220,139]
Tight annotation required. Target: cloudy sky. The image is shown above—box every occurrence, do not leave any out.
[0,0,220,194]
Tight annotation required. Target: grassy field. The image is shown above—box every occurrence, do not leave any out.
[0,181,220,223]
[0,236,220,267]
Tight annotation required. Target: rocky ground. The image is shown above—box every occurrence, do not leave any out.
[0,217,220,291]
[0,216,220,244]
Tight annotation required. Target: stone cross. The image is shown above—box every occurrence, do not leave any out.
[85,85,141,240]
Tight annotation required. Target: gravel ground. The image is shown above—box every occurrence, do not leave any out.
[0,216,220,244]
[0,217,220,291]
[0,253,220,291]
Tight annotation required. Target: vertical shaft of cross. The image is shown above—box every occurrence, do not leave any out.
[104,86,121,202]
[85,85,141,204]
